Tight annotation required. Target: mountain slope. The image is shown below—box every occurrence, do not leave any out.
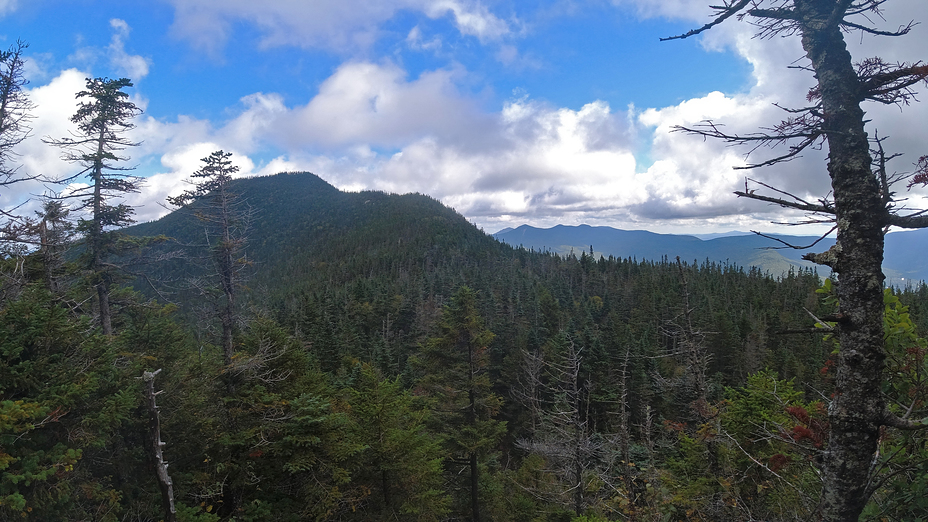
[494,224,928,283]
[128,171,507,299]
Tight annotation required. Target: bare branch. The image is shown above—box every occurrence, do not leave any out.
[660,0,753,41]
[751,225,837,251]
[841,19,915,37]
[858,60,928,105]
[674,115,825,169]
[735,190,833,214]
[880,409,928,430]
[887,213,928,229]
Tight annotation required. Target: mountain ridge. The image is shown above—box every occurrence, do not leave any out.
[494,223,927,284]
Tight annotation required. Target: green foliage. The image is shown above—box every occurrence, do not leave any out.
[18,171,917,519]
[414,286,506,519]
[415,286,506,456]
[860,290,928,521]
[342,363,449,520]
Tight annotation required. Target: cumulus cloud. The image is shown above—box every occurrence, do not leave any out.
[270,61,494,150]
[106,59,645,228]
[14,0,928,235]
[608,0,928,231]
[16,69,86,191]
[126,141,258,221]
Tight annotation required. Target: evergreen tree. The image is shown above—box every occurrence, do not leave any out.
[168,150,250,368]
[0,40,35,196]
[344,364,449,520]
[45,77,143,335]
[415,286,505,522]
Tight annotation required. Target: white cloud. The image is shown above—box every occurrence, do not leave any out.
[18,0,928,235]
[605,0,928,232]
[271,61,492,150]
[115,58,648,228]
[219,93,288,153]
[63,19,151,81]
[424,0,510,43]
[0,0,17,17]
[127,142,258,222]
[108,19,151,80]
[0,68,85,217]
[19,69,85,182]
[407,26,442,52]
[22,52,54,83]
[166,0,511,56]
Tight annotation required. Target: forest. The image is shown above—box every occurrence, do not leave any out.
[4,1,928,519]
[4,165,928,521]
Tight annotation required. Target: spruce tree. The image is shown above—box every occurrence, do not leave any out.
[415,286,505,522]
[46,77,142,335]
[168,150,250,369]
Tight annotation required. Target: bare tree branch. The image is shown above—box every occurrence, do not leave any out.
[750,225,837,251]
[660,0,753,41]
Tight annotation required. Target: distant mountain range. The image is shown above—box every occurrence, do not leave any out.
[494,224,928,285]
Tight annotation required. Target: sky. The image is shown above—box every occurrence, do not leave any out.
[3,0,927,235]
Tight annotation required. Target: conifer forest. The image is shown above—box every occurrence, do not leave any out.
[4,1,928,521]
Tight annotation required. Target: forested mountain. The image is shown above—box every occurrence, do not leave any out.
[5,171,928,521]
[495,224,928,285]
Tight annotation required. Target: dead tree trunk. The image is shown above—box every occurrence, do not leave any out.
[142,369,176,522]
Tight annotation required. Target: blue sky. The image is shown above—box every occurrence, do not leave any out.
[4,0,927,233]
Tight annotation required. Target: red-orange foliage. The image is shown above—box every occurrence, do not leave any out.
[769,453,791,473]
[906,155,928,188]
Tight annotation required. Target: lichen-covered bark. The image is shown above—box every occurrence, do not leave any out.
[795,1,888,520]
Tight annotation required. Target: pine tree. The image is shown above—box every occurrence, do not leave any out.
[415,286,505,522]
[45,77,143,335]
[168,150,251,368]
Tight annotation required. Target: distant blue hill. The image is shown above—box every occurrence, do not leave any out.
[493,224,928,285]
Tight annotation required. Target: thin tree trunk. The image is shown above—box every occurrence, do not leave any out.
[92,128,112,336]
[97,281,112,336]
[470,451,480,522]
[142,369,176,522]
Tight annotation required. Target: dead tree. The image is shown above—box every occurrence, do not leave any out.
[141,369,176,522]
[516,336,606,517]
[664,2,928,520]
[0,39,39,248]
[0,40,36,194]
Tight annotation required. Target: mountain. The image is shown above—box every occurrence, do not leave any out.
[53,170,863,521]
[494,224,927,284]
[131,173,927,291]
[128,171,509,302]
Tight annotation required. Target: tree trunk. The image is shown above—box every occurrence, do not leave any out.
[796,2,887,520]
[470,451,480,522]
[142,369,176,522]
[97,281,112,337]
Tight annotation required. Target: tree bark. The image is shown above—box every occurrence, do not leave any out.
[92,128,113,336]
[794,2,887,520]
[142,369,177,522]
